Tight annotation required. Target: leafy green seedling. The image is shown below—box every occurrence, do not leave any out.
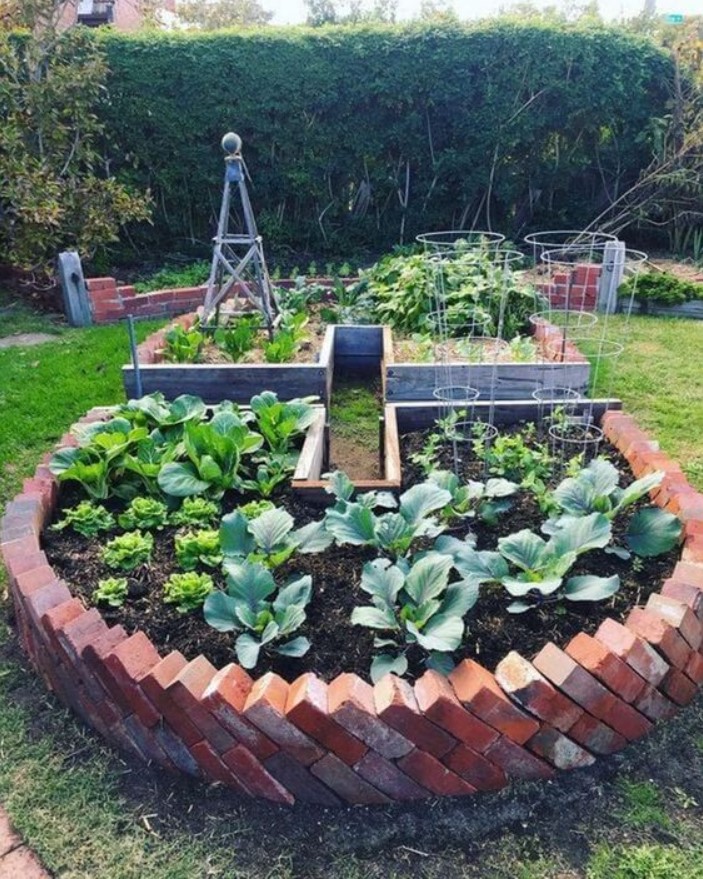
[52,501,115,538]
[164,571,215,613]
[102,531,154,571]
[170,497,220,527]
[175,529,222,570]
[92,577,128,608]
[118,497,169,531]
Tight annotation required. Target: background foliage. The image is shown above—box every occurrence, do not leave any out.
[97,22,673,258]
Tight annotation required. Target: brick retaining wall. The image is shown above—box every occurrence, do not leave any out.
[3,409,703,804]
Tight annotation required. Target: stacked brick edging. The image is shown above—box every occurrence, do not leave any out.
[3,408,703,805]
[86,278,208,324]
[538,264,602,312]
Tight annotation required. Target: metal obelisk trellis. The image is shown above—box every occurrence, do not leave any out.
[201,132,277,332]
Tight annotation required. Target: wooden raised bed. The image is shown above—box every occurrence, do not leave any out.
[383,323,591,402]
[122,317,336,405]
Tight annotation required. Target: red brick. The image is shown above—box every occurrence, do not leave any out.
[414,671,499,752]
[565,632,646,703]
[1,535,41,563]
[354,750,430,800]
[285,673,367,765]
[646,594,703,650]
[566,713,627,755]
[202,664,278,760]
[526,725,595,770]
[328,673,413,759]
[4,552,50,588]
[23,580,73,628]
[495,652,583,733]
[533,642,623,721]
[264,751,341,806]
[684,650,703,685]
[122,714,173,771]
[55,608,107,663]
[442,743,507,791]
[374,675,456,758]
[40,599,86,653]
[139,652,204,746]
[244,673,324,765]
[166,657,236,754]
[682,535,703,563]
[659,668,698,706]
[189,740,249,793]
[595,619,669,686]
[101,633,162,728]
[450,659,540,744]
[398,749,477,796]
[626,608,691,670]
[672,561,703,589]
[221,744,293,804]
[152,723,200,776]
[660,578,703,620]
[634,683,678,722]
[484,735,555,781]
[310,753,390,804]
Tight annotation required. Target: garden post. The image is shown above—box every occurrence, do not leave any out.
[596,241,626,314]
[58,251,93,326]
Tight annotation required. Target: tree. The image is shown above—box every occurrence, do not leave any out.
[175,0,272,30]
[304,0,397,26]
[418,0,456,21]
[0,0,152,278]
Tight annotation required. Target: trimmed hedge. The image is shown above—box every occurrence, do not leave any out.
[99,22,672,255]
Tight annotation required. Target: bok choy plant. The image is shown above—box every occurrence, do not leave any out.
[220,506,331,569]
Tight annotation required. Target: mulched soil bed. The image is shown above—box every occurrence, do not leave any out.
[43,425,677,682]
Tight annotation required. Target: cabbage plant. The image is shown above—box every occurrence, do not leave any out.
[204,560,312,669]
[428,470,517,525]
[351,552,479,681]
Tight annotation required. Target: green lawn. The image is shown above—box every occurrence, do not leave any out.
[2,304,703,878]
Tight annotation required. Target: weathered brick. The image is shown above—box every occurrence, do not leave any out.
[102,633,162,728]
[139,652,204,746]
[526,725,595,770]
[11,564,56,598]
[495,651,583,733]
[374,675,455,758]
[354,750,430,800]
[533,642,626,722]
[483,735,555,781]
[672,561,703,589]
[566,713,627,755]
[565,632,646,702]
[414,671,498,752]
[244,673,325,765]
[152,723,200,776]
[626,608,692,670]
[441,743,507,791]
[450,659,541,743]
[286,673,367,765]
[221,744,294,804]
[398,749,477,796]
[659,668,698,706]
[189,740,249,793]
[23,580,73,629]
[646,594,703,650]
[328,673,413,759]
[684,650,703,685]
[203,664,278,760]
[634,683,678,722]
[166,656,236,754]
[40,599,86,653]
[123,714,173,771]
[595,619,669,686]
[310,753,390,804]
[264,751,341,806]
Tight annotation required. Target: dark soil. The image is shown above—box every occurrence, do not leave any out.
[43,426,678,682]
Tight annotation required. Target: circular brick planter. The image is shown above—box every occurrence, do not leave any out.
[3,408,703,805]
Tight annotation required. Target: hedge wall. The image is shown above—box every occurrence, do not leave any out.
[99,22,672,255]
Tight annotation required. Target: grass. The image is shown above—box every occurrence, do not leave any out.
[2,304,703,876]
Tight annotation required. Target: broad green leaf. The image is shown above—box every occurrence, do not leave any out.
[403,553,453,605]
[616,472,665,513]
[325,503,377,545]
[428,470,460,494]
[626,507,682,557]
[220,510,256,557]
[553,476,598,516]
[273,575,313,613]
[49,446,81,475]
[585,457,620,497]
[375,512,414,553]
[235,632,262,669]
[507,600,534,613]
[224,561,276,608]
[370,653,408,683]
[360,558,405,605]
[157,461,211,497]
[408,613,463,652]
[275,604,306,636]
[548,512,612,556]
[502,575,564,596]
[484,478,518,498]
[439,581,480,617]
[324,470,355,502]
[498,529,548,572]
[351,605,399,630]
[290,520,334,553]
[564,574,621,601]
[275,636,311,658]
[260,619,280,645]
[248,508,294,554]
[426,651,456,676]
[203,591,240,632]
[399,482,452,526]
[166,394,206,425]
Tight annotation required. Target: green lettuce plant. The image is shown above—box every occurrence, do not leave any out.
[92,577,129,608]
[218,315,259,361]
[175,529,222,570]
[118,497,169,531]
[163,324,204,363]
[102,531,154,571]
[204,560,312,669]
[351,553,479,682]
[52,501,115,538]
[170,497,221,527]
[164,571,214,613]
[249,391,318,455]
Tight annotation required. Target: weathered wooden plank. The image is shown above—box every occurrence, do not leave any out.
[383,404,401,485]
[293,409,327,482]
[333,325,384,357]
[622,300,703,319]
[392,398,622,433]
[386,362,591,401]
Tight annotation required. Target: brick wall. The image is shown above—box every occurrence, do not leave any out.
[85,278,208,324]
[3,410,703,804]
[538,264,602,312]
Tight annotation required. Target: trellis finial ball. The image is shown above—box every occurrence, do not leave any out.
[221,132,242,155]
